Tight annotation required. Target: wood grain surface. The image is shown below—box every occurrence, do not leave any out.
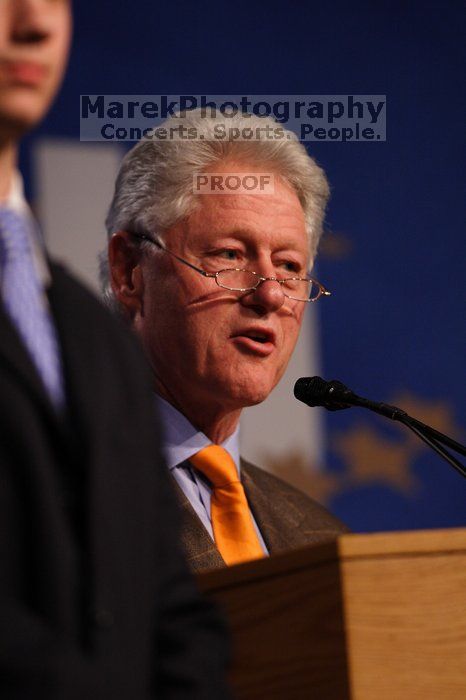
[198,528,466,699]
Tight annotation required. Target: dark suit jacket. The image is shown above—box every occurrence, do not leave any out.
[0,263,229,699]
[176,458,348,572]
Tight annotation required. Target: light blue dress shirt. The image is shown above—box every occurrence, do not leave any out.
[1,172,50,289]
[157,396,268,555]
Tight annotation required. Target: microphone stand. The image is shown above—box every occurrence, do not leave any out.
[403,415,466,456]
[335,392,466,479]
[402,420,466,479]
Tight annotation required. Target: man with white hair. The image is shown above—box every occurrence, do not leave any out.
[106,109,347,572]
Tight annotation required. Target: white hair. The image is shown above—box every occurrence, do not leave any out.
[100,109,330,304]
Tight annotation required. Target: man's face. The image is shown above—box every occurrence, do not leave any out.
[133,165,311,419]
[0,0,71,138]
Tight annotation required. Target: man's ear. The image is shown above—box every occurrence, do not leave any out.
[108,231,144,319]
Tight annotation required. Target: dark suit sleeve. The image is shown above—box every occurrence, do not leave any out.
[0,436,96,698]
[0,394,230,700]
[151,463,232,699]
[0,612,95,699]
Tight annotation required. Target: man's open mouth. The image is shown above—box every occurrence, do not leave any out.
[231,328,276,355]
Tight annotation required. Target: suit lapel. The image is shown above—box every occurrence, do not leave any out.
[170,477,226,572]
[241,458,306,554]
[47,264,100,435]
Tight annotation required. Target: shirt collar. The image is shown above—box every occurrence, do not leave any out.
[4,171,30,216]
[156,395,241,473]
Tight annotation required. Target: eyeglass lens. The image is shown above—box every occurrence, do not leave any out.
[215,269,320,301]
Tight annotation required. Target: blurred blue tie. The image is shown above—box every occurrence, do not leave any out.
[0,207,64,409]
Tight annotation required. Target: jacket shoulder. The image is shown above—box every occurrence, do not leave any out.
[49,263,131,334]
[241,458,349,535]
[49,262,147,365]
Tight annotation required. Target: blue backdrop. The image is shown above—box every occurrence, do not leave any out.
[22,0,465,532]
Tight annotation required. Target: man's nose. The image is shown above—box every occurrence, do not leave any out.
[11,0,51,45]
[240,275,286,315]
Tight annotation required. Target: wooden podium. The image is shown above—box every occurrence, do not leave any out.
[197,528,466,699]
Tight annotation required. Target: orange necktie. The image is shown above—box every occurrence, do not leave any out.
[189,445,264,566]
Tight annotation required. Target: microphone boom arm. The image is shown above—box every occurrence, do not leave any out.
[294,376,466,479]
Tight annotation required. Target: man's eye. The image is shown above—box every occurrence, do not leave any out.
[217,249,239,261]
[280,261,301,274]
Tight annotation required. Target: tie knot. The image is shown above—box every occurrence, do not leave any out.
[190,445,238,487]
[0,207,33,263]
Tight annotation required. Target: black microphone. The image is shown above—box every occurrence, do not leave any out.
[294,376,407,420]
[294,376,466,479]
[293,376,353,410]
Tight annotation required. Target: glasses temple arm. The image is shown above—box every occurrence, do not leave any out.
[130,231,216,279]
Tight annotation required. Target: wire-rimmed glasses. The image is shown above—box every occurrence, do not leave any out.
[129,231,331,302]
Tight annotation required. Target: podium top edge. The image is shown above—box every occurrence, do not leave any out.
[338,526,466,558]
[197,527,466,593]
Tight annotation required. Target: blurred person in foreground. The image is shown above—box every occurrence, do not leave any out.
[104,109,348,573]
[0,2,229,697]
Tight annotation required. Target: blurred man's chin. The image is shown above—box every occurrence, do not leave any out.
[0,94,53,138]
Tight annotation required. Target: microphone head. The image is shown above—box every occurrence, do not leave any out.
[294,376,328,406]
[294,376,353,411]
